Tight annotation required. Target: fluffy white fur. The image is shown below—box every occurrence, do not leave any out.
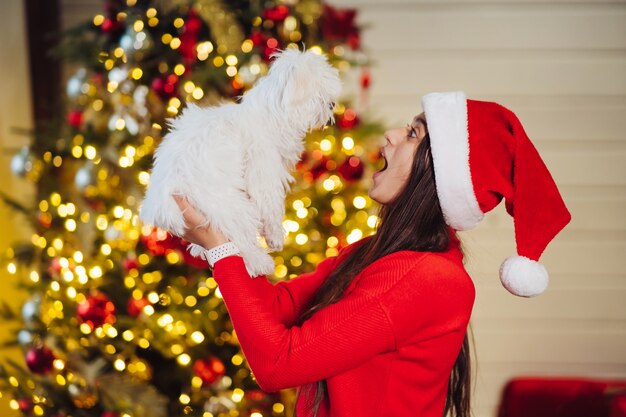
[139,49,341,277]
[421,91,484,231]
[499,255,549,297]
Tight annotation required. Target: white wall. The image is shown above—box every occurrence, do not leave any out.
[331,0,626,415]
[50,0,626,416]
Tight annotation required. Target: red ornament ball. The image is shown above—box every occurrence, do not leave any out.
[25,345,55,375]
[67,110,84,128]
[193,356,226,385]
[18,398,32,413]
[127,297,150,318]
[77,292,116,329]
[122,257,138,271]
[337,109,360,130]
[264,5,290,22]
[338,156,364,182]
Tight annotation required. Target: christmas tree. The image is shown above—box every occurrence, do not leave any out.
[0,1,383,416]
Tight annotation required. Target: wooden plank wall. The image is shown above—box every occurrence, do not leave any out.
[330,0,626,415]
[61,1,626,416]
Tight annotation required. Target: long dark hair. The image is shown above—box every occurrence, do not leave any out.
[293,134,473,417]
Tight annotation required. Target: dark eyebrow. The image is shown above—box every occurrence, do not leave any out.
[413,116,427,127]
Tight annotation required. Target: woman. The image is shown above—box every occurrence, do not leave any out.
[173,91,570,417]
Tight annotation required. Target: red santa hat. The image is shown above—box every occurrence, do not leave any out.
[422,91,571,297]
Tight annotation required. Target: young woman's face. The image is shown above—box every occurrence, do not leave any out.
[369,112,428,205]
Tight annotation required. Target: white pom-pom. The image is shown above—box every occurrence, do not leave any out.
[499,256,548,297]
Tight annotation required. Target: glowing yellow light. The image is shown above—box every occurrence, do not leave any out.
[123,330,134,341]
[84,145,97,160]
[296,207,308,218]
[7,263,16,274]
[184,296,197,307]
[353,196,366,209]
[138,338,150,348]
[52,238,63,250]
[93,15,105,26]
[320,139,332,151]
[72,145,83,158]
[283,219,299,233]
[192,376,203,388]
[226,66,237,77]
[192,87,204,100]
[177,353,191,366]
[161,33,172,44]
[225,55,238,66]
[309,45,323,55]
[170,38,181,49]
[96,215,108,230]
[147,291,159,304]
[30,271,40,282]
[197,286,210,297]
[323,178,335,191]
[213,56,224,67]
[9,399,19,410]
[67,203,76,215]
[146,8,157,18]
[80,323,92,334]
[347,229,363,244]
[241,39,253,53]
[143,305,155,316]
[113,47,124,58]
[100,243,111,256]
[250,413,262,417]
[179,393,191,405]
[295,234,308,245]
[65,219,77,231]
[173,17,185,28]
[39,200,49,211]
[250,63,261,74]
[157,314,173,327]
[131,68,143,80]
[166,251,180,264]
[327,236,339,248]
[342,136,355,150]
[273,403,285,413]
[133,20,144,31]
[284,16,297,31]
[148,17,158,26]
[50,192,61,206]
[174,64,185,76]
[367,215,379,228]
[232,388,244,402]
[89,266,103,279]
[106,326,118,338]
[115,118,126,130]
[56,374,66,385]
[138,171,150,185]
[231,354,243,366]
[114,358,126,371]
[190,331,205,344]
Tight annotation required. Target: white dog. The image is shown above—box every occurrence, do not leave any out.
[139,49,341,277]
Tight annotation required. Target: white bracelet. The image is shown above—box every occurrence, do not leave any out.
[201,242,241,268]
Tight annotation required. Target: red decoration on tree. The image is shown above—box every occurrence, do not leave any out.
[193,356,226,385]
[264,5,290,22]
[337,109,360,130]
[310,156,331,180]
[338,156,364,182]
[67,110,84,128]
[151,74,179,99]
[122,256,138,271]
[25,345,55,374]
[17,398,32,413]
[77,292,116,329]
[101,412,120,417]
[140,227,209,268]
[249,31,267,47]
[262,38,281,62]
[321,5,360,50]
[179,9,202,67]
[100,18,122,34]
[360,68,371,89]
[127,297,150,318]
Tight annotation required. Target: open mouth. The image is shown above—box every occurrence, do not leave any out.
[375,153,388,173]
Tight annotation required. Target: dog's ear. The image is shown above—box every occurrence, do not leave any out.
[280,61,314,110]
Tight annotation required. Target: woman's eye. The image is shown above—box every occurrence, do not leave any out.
[406,124,417,138]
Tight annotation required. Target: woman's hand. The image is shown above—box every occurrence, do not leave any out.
[172,195,230,250]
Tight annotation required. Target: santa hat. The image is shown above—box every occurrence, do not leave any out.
[422,91,571,297]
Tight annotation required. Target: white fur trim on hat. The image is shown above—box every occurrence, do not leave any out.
[499,255,549,297]
[421,91,484,231]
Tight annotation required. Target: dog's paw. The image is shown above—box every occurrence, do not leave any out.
[263,223,285,252]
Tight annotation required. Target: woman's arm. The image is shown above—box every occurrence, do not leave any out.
[212,254,396,393]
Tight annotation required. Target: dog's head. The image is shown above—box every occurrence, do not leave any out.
[246,48,341,134]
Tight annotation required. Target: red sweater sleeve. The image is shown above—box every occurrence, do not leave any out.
[212,255,396,392]
[240,255,340,327]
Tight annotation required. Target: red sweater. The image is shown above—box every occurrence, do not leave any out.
[212,234,475,417]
